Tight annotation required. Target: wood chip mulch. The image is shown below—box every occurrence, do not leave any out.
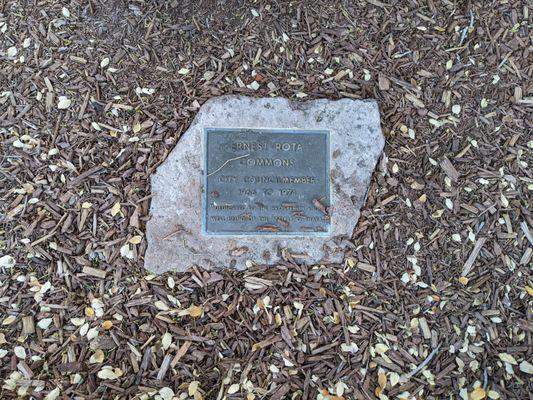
[0,1,531,399]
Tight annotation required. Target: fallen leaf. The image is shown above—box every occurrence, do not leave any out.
[7,46,17,57]
[37,318,53,329]
[14,346,26,358]
[57,96,72,109]
[160,387,175,400]
[390,372,400,387]
[129,235,142,244]
[71,317,85,326]
[458,276,469,285]
[189,305,203,317]
[111,202,121,217]
[89,349,105,364]
[97,366,123,380]
[378,373,387,389]
[498,353,517,365]
[2,315,16,325]
[154,300,169,311]
[188,381,199,396]
[44,387,60,400]
[227,384,240,394]
[0,255,15,269]
[519,360,533,374]
[101,320,113,330]
[162,332,172,350]
[471,387,486,400]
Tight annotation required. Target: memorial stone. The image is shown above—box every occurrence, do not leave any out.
[145,96,384,273]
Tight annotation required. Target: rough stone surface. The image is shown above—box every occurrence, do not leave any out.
[145,96,384,273]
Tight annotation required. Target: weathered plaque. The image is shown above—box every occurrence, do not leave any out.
[203,128,330,235]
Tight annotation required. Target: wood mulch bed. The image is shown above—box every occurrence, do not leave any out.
[0,0,531,399]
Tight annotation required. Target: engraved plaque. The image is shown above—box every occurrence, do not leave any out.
[203,128,330,235]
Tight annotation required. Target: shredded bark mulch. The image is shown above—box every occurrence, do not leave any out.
[0,0,531,399]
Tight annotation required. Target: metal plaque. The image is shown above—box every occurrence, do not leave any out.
[203,128,330,235]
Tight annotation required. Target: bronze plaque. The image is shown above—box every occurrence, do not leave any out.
[203,128,330,235]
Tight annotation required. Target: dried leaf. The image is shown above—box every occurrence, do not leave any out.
[458,276,469,285]
[188,381,199,396]
[89,349,105,364]
[37,318,53,329]
[101,320,113,330]
[129,235,142,244]
[14,346,26,358]
[160,387,175,400]
[97,366,123,380]
[0,255,15,269]
[519,360,533,374]
[498,353,517,365]
[227,384,240,394]
[188,305,203,317]
[162,332,172,350]
[111,202,121,217]
[378,373,387,389]
[57,96,72,109]
[470,387,486,400]
[2,315,16,325]
[44,388,61,400]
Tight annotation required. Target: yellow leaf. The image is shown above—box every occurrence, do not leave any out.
[471,387,486,400]
[101,320,113,330]
[129,235,142,244]
[378,372,387,389]
[85,307,95,317]
[458,276,469,285]
[111,202,121,217]
[375,343,389,354]
[89,349,105,364]
[194,391,204,400]
[2,315,16,325]
[418,194,427,203]
[525,286,533,296]
[188,381,199,396]
[189,305,203,318]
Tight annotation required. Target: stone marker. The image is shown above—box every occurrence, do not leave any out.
[145,96,384,273]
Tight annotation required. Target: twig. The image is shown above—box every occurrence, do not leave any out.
[520,221,533,246]
[163,225,186,240]
[207,153,249,177]
[461,237,487,276]
[400,344,441,383]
